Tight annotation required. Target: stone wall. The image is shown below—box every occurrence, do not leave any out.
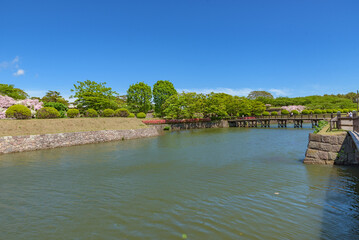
[152,120,229,131]
[0,127,162,154]
[304,133,359,165]
[354,117,359,132]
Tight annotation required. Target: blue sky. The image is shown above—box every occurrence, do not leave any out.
[1,0,358,99]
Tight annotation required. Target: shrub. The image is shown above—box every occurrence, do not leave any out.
[5,104,31,119]
[37,107,60,119]
[115,108,130,117]
[301,110,309,115]
[281,109,289,115]
[103,109,115,117]
[67,109,80,118]
[342,109,350,113]
[313,109,322,114]
[136,112,146,118]
[271,111,278,116]
[321,109,327,113]
[43,102,68,112]
[325,109,333,113]
[163,126,171,131]
[262,111,270,116]
[128,113,135,118]
[44,102,68,118]
[86,109,98,117]
[291,110,299,115]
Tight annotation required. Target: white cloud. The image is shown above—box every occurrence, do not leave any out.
[178,88,254,96]
[12,56,19,64]
[178,87,291,97]
[13,69,25,76]
[268,88,291,97]
[0,56,21,71]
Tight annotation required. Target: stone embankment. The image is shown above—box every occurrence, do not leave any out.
[151,120,229,131]
[304,132,359,165]
[0,127,162,154]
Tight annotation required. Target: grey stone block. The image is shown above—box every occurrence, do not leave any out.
[306,149,318,158]
[318,151,329,160]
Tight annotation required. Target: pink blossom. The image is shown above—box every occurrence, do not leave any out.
[0,95,16,108]
[0,111,5,119]
[19,99,43,110]
[281,105,306,113]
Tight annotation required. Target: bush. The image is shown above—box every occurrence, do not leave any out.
[271,111,278,116]
[37,107,60,119]
[86,109,98,118]
[313,109,322,114]
[67,109,80,118]
[44,102,68,118]
[325,109,333,113]
[163,126,171,131]
[136,112,146,118]
[291,110,299,115]
[342,109,350,113]
[103,109,115,117]
[262,111,270,116]
[115,108,130,117]
[43,102,68,112]
[281,109,289,115]
[128,113,135,118]
[321,109,327,113]
[301,110,309,115]
[5,104,31,119]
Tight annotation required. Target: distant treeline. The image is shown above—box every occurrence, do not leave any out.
[0,82,357,119]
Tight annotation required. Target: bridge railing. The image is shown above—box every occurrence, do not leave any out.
[252,114,331,120]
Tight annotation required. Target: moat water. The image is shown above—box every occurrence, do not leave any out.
[1,127,359,239]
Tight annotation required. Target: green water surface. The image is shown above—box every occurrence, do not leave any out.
[1,127,359,239]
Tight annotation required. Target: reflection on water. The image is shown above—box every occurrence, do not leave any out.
[0,127,359,239]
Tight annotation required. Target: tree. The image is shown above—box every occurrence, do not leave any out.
[204,92,229,118]
[162,92,205,119]
[249,100,266,115]
[70,80,119,111]
[247,91,273,100]
[0,84,28,99]
[153,80,177,116]
[42,90,69,105]
[127,82,152,113]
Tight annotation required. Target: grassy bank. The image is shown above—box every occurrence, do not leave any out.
[0,118,148,137]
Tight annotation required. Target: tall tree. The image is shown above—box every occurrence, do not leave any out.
[70,80,118,111]
[162,92,205,119]
[127,82,152,113]
[0,84,28,99]
[42,90,69,105]
[152,80,177,116]
[247,91,274,100]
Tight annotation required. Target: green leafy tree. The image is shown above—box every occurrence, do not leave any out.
[70,80,119,111]
[153,80,177,116]
[249,100,266,116]
[42,91,69,105]
[162,92,205,119]
[204,93,228,118]
[0,84,28,99]
[247,91,273,100]
[127,82,152,113]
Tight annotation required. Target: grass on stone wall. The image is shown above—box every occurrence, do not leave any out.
[0,118,148,137]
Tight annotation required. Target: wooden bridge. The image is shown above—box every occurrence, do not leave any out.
[228,115,327,128]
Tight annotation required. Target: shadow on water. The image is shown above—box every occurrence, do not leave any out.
[304,165,359,240]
